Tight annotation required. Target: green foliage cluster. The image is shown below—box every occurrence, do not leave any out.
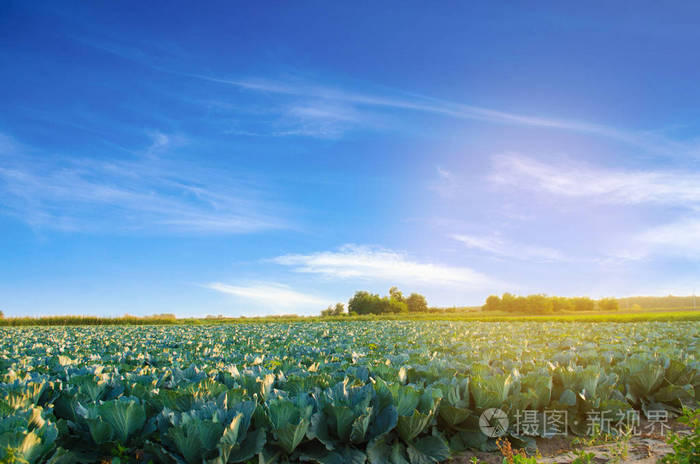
[482,294,619,314]
[571,450,595,464]
[597,298,619,312]
[618,295,698,310]
[662,408,700,464]
[348,291,408,315]
[320,303,345,317]
[506,454,538,464]
[405,293,429,313]
[345,287,428,316]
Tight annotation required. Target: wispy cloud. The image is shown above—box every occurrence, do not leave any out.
[73,36,700,152]
[143,130,186,157]
[205,282,331,308]
[490,153,700,206]
[182,74,699,156]
[452,233,567,262]
[217,100,376,139]
[634,219,700,257]
[273,102,363,138]
[196,74,599,129]
[192,74,621,133]
[272,244,494,287]
[489,153,700,261]
[602,218,700,261]
[0,133,287,233]
[429,166,459,198]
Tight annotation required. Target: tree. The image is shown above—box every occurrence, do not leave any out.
[525,294,553,314]
[501,293,517,312]
[381,297,408,313]
[321,302,347,316]
[406,293,428,312]
[348,291,382,315]
[598,298,619,312]
[389,286,405,303]
[333,302,345,315]
[483,295,502,312]
[552,297,573,312]
[348,290,409,315]
[572,297,595,312]
[481,293,624,315]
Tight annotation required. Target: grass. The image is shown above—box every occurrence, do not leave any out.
[0,309,698,326]
[661,408,700,464]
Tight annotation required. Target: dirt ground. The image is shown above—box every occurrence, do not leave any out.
[448,419,691,464]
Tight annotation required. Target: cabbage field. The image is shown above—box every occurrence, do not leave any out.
[0,321,698,463]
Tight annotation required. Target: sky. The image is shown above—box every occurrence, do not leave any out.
[1,1,700,317]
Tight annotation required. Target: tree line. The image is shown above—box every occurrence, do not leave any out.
[321,287,429,316]
[482,293,619,314]
[616,295,697,310]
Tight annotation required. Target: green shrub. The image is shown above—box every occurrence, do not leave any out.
[662,408,700,464]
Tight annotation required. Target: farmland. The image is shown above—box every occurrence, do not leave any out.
[1,320,698,463]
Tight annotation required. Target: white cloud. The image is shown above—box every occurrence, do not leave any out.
[429,166,458,198]
[272,244,494,287]
[205,282,331,308]
[436,167,452,180]
[275,102,361,138]
[452,234,503,254]
[452,233,567,262]
[635,219,700,256]
[490,153,700,206]
[489,153,700,261]
[288,103,360,123]
[143,131,187,156]
[0,133,287,233]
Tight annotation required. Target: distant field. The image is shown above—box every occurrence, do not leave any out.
[313,309,700,323]
[1,308,699,325]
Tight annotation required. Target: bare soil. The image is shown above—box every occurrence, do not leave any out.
[447,419,691,464]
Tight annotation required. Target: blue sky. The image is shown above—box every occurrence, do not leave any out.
[2,1,700,317]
